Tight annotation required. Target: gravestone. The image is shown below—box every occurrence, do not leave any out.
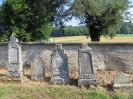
[6,33,23,82]
[113,73,133,88]
[31,58,45,80]
[78,43,97,86]
[50,44,70,84]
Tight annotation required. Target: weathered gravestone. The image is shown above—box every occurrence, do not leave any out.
[31,58,45,80]
[6,34,23,82]
[50,44,70,84]
[113,73,133,88]
[78,43,97,86]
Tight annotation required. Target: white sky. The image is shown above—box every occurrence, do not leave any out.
[129,0,133,14]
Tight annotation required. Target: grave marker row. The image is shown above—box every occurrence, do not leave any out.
[6,34,97,86]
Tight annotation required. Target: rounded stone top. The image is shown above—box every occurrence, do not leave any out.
[81,43,89,49]
[55,44,62,50]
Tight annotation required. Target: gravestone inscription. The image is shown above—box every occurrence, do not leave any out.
[50,44,70,84]
[78,43,97,86]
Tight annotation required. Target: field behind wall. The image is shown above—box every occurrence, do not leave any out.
[53,34,133,42]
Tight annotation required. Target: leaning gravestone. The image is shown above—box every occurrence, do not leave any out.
[50,44,70,84]
[78,43,97,86]
[113,73,133,88]
[6,33,23,82]
[31,58,45,81]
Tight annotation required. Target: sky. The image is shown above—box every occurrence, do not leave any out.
[0,0,133,26]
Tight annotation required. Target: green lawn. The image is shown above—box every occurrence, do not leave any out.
[0,84,133,99]
[116,34,133,37]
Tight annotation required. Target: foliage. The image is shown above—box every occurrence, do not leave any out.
[117,22,133,34]
[52,22,133,37]
[0,0,132,42]
[53,0,73,36]
[0,0,66,42]
[70,0,131,41]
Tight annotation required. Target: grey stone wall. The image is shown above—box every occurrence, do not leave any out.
[0,42,133,71]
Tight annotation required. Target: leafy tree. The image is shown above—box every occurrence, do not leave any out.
[70,0,131,41]
[0,0,68,42]
[117,22,133,34]
[124,26,130,34]
[53,0,72,36]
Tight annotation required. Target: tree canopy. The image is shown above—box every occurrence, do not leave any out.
[0,0,132,42]
[0,0,69,42]
[70,0,131,41]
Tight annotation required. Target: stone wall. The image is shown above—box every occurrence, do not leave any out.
[0,42,133,71]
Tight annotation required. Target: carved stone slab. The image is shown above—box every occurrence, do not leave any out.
[113,73,133,88]
[31,58,45,80]
[6,34,23,81]
[8,34,20,63]
[78,43,97,86]
[50,44,70,84]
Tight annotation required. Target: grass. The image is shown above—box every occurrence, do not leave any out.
[116,34,133,37]
[0,88,6,98]
[0,84,133,99]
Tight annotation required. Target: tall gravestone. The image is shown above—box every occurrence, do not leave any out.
[50,44,70,84]
[6,34,23,81]
[31,58,45,81]
[78,43,97,86]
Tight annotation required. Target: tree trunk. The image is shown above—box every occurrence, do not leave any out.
[89,26,100,42]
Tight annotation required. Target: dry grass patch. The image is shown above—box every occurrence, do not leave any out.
[53,36,133,42]
[0,69,133,99]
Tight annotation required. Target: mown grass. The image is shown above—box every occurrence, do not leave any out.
[0,84,133,99]
[116,34,133,37]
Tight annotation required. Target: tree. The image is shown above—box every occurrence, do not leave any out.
[117,22,133,34]
[70,0,131,41]
[0,0,68,42]
[53,0,72,36]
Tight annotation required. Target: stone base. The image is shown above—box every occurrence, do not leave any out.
[50,77,70,84]
[31,75,45,81]
[113,83,133,88]
[6,71,23,83]
[78,79,97,86]
[0,76,23,83]
[6,71,23,77]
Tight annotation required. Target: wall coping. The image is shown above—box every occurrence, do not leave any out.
[0,42,133,46]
